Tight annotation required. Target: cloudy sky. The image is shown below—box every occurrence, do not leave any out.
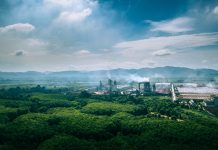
[0,0,218,72]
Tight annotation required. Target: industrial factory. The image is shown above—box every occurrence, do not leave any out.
[93,78,218,106]
[94,79,155,95]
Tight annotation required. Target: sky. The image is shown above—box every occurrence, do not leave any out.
[0,0,218,72]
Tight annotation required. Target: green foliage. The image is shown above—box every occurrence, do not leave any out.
[81,102,137,116]
[0,90,218,150]
[0,113,54,149]
[38,135,95,150]
[47,108,113,140]
[131,105,148,115]
[0,99,32,108]
[0,144,15,150]
[0,105,28,123]
[144,96,182,118]
[28,93,78,112]
[79,91,91,98]
[30,93,68,101]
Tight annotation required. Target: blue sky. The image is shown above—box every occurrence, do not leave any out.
[0,0,218,71]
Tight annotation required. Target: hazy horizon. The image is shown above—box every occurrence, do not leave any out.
[0,66,218,74]
[1,65,218,73]
[1,0,218,72]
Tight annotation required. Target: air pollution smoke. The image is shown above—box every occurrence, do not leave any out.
[128,75,150,82]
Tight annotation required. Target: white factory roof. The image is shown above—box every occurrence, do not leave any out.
[155,83,171,85]
[177,87,218,94]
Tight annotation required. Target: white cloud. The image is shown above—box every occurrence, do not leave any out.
[1,1,218,71]
[47,0,96,24]
[55,8,92,23]
[128,75,150,82]
[44,0,96,8]
[213,6,218,15]
[0,23,35,33]
[114,32,218,52]
[75,49,91,55]
[45,0,77,7]
[27,38,48,47]
[147,17,193,33]
[152,49,174,56]
[0,35,49,57]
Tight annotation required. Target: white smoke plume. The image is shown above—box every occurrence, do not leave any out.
[128,75,150,82]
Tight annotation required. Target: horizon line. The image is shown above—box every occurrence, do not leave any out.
[0,66,217,73]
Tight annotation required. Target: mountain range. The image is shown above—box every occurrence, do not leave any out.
[0,66,218,82]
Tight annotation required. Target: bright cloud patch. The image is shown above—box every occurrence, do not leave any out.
[45,0,76,7]
[55,8,92,23]
[152,49,174,56]
[115,32,218,52]
[27,39,48,47]
[0,23,35,33]
[213,6,218,15]
[147,17,193,33]
[76,50,91,55]
[47,0,96,24]
[45,0,96,8]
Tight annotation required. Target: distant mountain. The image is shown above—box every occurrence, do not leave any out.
[0,66,218,81]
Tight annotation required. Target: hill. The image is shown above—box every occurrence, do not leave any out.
[0,66,218,82]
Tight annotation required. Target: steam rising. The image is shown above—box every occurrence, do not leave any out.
[129,75,150,82]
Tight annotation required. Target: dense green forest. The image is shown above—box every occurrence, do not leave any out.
[0,86,218,150]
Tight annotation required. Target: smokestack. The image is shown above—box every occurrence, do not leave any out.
[114,80,117,90]
[138,83,141,92]
[152,83,156,92]
[99,80,103,91]
[108,79,113,93]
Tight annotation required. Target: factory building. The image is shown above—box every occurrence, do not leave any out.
[177,86,218,101]
[178,93,212,100]
[99,80,103,91]
[94,77,218,100]
[138,82,152,94]
[154,83,171,94]
[107,79,118,93]
[95,79,118,94]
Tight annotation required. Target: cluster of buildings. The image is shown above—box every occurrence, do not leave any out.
[93,79,218,106]
[94,79,156,95]
[94,79,118,95]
